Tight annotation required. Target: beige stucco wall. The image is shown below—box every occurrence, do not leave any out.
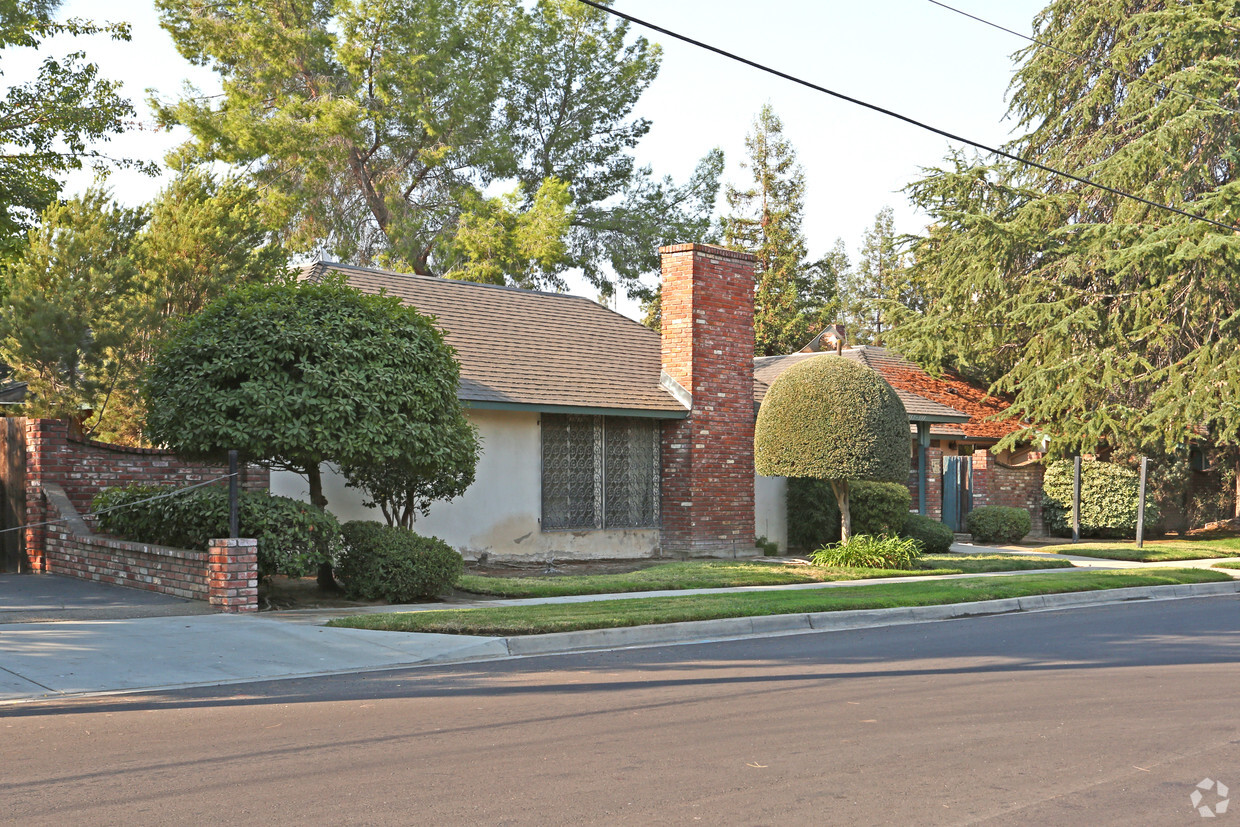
[270,408,660,561]
[754,474,787,553]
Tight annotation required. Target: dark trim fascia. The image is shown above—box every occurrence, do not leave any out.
[908,412,971,424]
[464,400,689,419]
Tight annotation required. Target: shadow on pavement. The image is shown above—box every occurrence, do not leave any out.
[3,594,1237,720]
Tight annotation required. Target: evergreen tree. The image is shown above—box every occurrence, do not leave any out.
[0,189,146,429]
[0,171,286,443]
[806,239,850,341]
[842,207,915,346]
[889,0,1240,490]
[724,105,835,356]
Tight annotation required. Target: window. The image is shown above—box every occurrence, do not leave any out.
[541,414,659,530]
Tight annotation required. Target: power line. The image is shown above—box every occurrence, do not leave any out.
[573,0,1240,235]
[927,0,1240,117]
[0,473,239,535]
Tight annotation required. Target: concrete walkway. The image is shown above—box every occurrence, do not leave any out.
[2,547,1238,704]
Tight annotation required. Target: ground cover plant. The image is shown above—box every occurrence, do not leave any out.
[1039,537,1240,562]
[810,535,921,570]
[329,568,1230,635]
[454,555,1072,599]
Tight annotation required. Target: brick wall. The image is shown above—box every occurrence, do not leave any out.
[26,418,268,517]
[13,421,266,607]
[659,244,757,556]
[40,483,256,611]
[972,451,1044,535]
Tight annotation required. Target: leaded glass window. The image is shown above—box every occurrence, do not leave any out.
[541,415,659,530]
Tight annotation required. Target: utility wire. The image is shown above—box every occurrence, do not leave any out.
[0,472,240,535]
[927,0,1240,117]
[574,0,1240,234]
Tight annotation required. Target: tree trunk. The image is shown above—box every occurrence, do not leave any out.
[307,463,339,590]
[1234,455,1240,520]
[831,479,852,542]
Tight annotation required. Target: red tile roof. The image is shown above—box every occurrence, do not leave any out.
[754,347,1022,441]
[848,347,1022,440]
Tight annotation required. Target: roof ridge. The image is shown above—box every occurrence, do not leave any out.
[315,261,666,340]
[314,260,584,300]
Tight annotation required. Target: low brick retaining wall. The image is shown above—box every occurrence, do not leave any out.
[18,418,267,572]
[40,483,257,612]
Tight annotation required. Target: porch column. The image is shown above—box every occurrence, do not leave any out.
[918,422,931,516]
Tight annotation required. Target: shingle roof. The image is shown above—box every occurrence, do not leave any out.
[303,261,687,417]
[754,350,971,424]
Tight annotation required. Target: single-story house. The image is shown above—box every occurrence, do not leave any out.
[755,340,1046,535]
[274,243,1043,559]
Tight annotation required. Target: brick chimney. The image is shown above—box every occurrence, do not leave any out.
[658,243,756,556]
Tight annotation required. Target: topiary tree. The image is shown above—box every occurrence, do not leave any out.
[144,274,479,582]
[756,357,909,541]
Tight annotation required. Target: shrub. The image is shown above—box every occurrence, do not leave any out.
[902,513,954,554]
[1042,459,1162,538]
[756,357,910,481]
[92,484,342,579]
[852,482,911,536]
[755,536,779,557]
[966,506,1032,544]
[337,520,463,602]
[787,478,911,549]
[810,534,922,570]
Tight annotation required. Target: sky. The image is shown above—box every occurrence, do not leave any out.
[21,0,1050,317]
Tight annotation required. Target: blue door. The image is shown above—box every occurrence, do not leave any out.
[942,456,973,532]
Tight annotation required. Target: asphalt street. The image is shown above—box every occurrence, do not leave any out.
[3,595,1238,825]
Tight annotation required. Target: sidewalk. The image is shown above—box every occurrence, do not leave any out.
[2,548,1238,704]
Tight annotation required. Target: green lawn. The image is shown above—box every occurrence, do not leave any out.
[330,568,1228,636]
[1212,560,1240,570]
[1039,537,1240,562]
[453,554,1072,599]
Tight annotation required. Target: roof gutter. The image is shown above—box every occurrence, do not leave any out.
[464,400,689,420]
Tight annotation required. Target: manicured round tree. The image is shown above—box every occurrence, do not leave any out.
[144,274,479,581]
[755,357,909,541]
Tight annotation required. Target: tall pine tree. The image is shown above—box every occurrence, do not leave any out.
[724,105,835,356]
[841,207,916,346]
[890,0,1240,511]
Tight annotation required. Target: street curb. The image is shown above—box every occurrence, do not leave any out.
[498,580,1240,657]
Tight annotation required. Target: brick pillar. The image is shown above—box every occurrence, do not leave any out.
[208,538,258,612]
[659,243,756,556]
[23,418,72,572]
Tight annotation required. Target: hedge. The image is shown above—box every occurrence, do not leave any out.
[92,484,342,579]
[1042,459,1161,538]
[966,505,1032,544]
[787,479,911,549]
[902,513,955,554]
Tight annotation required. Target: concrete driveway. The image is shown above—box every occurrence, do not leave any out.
[0,573,215,623]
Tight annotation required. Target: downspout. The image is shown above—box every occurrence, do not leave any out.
[918,422,931,516]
